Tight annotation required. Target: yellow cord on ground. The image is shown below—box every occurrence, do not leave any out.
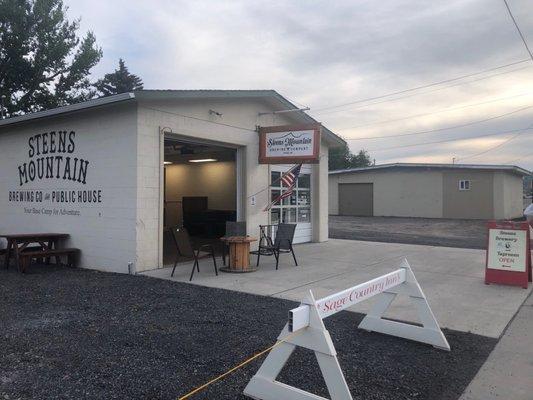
[177,331,301,400]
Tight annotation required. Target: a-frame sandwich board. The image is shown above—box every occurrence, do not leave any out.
[244,259,450,400]
[358,259,450,351]
[244,291,353,400]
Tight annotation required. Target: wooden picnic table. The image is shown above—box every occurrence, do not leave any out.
[1,233,70,272]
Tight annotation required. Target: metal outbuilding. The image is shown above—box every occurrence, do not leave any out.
[329,163,531,219]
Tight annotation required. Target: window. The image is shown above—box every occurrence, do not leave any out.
[459,180,471,191]
[270,169,311,224]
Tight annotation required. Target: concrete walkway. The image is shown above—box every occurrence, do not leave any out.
[460,290,533,400]
[143,239,531,339]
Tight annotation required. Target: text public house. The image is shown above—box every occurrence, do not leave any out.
[9,189,102,204]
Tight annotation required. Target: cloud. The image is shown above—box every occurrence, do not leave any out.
[65,0,533,170]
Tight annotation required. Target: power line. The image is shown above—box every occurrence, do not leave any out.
[141,105,256,132]
[337,92,533,130]
[503,0,533,62]
[314,64,532,116]
[343,104,533,140]
[455,130,525,162]
[312,59,530,113]
[284,95,309,109]
[502,151,533,164]
[367,126,533,152]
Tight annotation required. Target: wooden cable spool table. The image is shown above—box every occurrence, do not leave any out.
[219,236,258,273]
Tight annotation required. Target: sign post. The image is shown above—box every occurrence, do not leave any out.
[258,124,321,164]
[485,220,532,289]
[244,259,449,400]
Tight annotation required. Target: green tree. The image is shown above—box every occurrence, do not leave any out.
[329,141,372,170]
[95,58,143,96]
[351,149,373,168]
[0,0,102,117]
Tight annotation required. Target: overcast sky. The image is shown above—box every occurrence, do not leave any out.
[67,0,533,170]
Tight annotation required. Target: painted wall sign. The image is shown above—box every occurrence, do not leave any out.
[0,109,140,274]
[258,123,321,164]
[7,130,103,218]
[17,131,90,186]
[485,221,532,289]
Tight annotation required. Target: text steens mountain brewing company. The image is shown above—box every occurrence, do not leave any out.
[17,131,90,186]
[9,130,102,209]
[267,134,312,148]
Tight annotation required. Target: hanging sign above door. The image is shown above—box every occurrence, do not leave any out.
[258,123,321,164]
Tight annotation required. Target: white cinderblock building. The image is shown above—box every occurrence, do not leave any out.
[0,90,344,273]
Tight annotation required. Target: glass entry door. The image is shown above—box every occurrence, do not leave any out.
[270,165,312,243]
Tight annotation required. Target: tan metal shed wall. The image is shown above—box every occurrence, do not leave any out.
[329,170,443,217]
[488,171,524,219]
[502,172,525,219]
[328,174,340,214]
[492,172,505,219]
[442,171,494,219]
[338,183,374,216]
[330,168,526,220]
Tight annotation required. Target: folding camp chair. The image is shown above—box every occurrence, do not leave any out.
[253,223,298,270]
[170,226,218,281]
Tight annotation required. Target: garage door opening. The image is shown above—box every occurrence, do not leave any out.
[163,138,238,266]
[339,183,373,216]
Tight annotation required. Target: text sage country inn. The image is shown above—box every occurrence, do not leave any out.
[0,90,344,273]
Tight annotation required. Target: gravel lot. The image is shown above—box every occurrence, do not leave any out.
[1,265,496,400]
[329,216,489,249]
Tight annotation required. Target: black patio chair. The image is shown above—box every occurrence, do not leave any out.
[170,226,218,281]
[222,221,247,266]
[253,223,298,270]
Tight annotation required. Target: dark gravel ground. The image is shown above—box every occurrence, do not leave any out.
[329,216,489,249]
[1,265,497,400]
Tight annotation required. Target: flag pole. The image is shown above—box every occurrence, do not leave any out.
[263,164,302,212]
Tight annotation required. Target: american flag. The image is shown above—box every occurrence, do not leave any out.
[263,164,302,211]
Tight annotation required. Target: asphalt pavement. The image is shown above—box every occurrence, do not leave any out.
[329,216,488,249]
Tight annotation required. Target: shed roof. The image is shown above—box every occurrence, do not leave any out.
[329,163,531,177]
[0,90,345,147]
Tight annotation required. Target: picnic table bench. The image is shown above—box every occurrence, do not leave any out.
[19,248,80,272]
[0,233,79,273]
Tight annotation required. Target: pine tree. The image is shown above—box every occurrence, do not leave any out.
[95,59,143,96]
[0,0,102,117]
